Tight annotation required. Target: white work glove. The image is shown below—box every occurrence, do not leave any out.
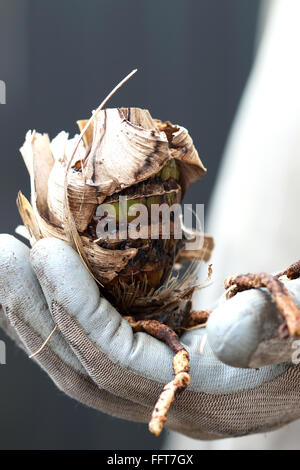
[1,234,300,440]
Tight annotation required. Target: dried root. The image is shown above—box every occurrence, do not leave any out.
[124,316,190,436]
[276,260,300,281]
[183,309,211,328]
[224,262,300,337]
[149,350,190,436]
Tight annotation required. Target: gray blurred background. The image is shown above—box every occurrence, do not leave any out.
[0,0,260,450]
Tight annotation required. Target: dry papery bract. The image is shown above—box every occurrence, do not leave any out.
[18,107,214,435]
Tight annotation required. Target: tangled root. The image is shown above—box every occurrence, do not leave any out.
[124,316,191,436]
[224,260,300,337]
[183,309,211,328]
[149,349,190,436]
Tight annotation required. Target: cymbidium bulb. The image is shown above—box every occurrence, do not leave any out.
[18,107,212,317]
[17,106,214,436]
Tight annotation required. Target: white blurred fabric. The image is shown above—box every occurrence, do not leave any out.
[165,0,300,450]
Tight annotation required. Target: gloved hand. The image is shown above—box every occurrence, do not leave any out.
[1,234,300,440]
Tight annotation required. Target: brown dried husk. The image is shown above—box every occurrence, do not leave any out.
[17,107,214,327]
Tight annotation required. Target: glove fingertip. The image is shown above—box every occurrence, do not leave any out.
[0,234,29,263]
